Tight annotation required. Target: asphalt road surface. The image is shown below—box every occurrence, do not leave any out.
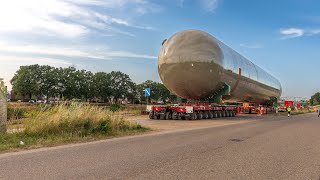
[1,113,320,180]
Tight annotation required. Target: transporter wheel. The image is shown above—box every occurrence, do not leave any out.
[172,111,178,120]
[165,112,172,120]
[231,111,235,117]
[149,112,154,119]
[198,112,203,120]
[156,114,161,120]
[159,113,165,120]
[191,113,197,120]
[213,111,218,118]
[209,111,214,119]
[178,115,185,120]
[218,111,222,118]
[220,111,224,117]
[203,111,209,119]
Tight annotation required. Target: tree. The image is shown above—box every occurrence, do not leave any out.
[109,71,136,103]
[137,80,176,104]
[78,70,94,101]
[310,92,320,106]
[94,72,111,103]
[38,65,59,101]
[58,67,79,100]
[10,65,41,99]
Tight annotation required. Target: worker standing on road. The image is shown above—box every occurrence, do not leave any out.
[318,108,320,117]
[287,107,292,117]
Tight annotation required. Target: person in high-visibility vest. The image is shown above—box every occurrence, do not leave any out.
[287,107,292,117]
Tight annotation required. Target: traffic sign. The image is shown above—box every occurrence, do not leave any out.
[145,88,150,97]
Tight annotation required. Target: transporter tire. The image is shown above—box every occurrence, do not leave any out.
[213,111,218,118]
[172,111,179,120]
[190,113,197,120]
[231,111,235,117]
[178,115,185,120]
[149,112,154,119]
[217,111,222,118]
[198,112,203,120]
[226,111,230,117]
[222,111,226,117]
[209,111,214,119]
[159,113,165,120]
[203,111,209,119]
[165,112,172,120]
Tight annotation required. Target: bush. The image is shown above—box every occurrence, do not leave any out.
[92,120,112,134]
[110,104,122,112]
[7,107,26,120]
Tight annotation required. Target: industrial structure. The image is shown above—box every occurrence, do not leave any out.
[149,30,282,120]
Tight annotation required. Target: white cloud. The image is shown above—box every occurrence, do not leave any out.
[0,0,88,38]
[280,28,320,39]
[66,0,147,8]
[0,56,72,66]
[0,43,97,59]
[280,28,305,39]
[0,43,157,60]
[0,0,154,38]
[199,0,220,12]
[105,51,157,59]
[240,43,262,49]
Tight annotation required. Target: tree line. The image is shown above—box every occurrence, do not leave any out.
[310,92,320,106]
[10,64,176,104]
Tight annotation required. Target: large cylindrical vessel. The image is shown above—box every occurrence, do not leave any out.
[158,30,281,102]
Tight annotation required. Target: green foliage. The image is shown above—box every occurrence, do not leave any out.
[94,72,111,102]
[109,71,137,102]
[10,64,172,105]
[7,107,26,120]
[137,80,176,104]
[110,104,122,112]
[92,120,112,134]
[310,92,320,105]
[10,64,42,99]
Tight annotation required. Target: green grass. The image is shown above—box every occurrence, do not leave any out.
[1,103,149,153]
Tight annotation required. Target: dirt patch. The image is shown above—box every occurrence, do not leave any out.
[126,114,260,132]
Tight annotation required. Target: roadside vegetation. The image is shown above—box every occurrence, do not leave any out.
[277,108,315,116]
[1,103,149,153]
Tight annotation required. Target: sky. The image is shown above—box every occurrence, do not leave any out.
[0,0,319,99]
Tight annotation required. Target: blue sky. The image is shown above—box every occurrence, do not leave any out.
[0,0,319,98]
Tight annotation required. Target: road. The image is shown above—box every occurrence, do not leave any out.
[1,113,320,180]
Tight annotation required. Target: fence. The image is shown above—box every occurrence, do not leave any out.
[0,79,7,132]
